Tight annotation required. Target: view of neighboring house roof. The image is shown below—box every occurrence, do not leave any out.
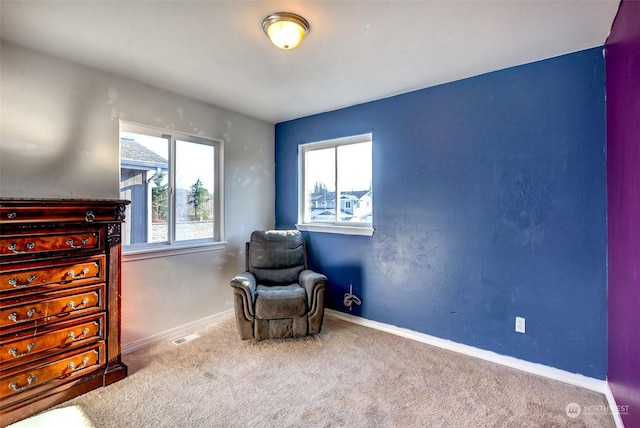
[311,190,370,201]
[120,138,167,167]
[310,209,335,218]
[310,208,356,220]
[345,190,370,199]
[309,187,372,222]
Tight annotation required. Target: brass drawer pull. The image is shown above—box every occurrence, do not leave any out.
[66,268,90,279]
[8,275,37,288]
[66,237,89,249]
[8,309,36,323]
[9,343,36,358]
[9,375,36,392]
[67,328,90,341]
[7,242,35,254]
[66,298,90,311]
[67,357,90,372]
[85,211,95,223]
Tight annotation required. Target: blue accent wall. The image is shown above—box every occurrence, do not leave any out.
[275,47,607,379]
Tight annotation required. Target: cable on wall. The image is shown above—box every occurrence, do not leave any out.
[343,282,361,311]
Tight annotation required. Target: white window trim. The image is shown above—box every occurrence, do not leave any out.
[296,223,374,236]
[123,241,228,262]
[297,133,374,237]
[120,121,225,256]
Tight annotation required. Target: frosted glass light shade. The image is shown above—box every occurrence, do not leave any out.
[262,12,310,50]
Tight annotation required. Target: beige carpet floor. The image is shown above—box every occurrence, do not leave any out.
[11,314,615,427]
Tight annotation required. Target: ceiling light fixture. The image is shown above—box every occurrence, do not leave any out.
[262,12,310,50]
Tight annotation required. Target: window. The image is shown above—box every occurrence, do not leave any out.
[297,133,373,236]
[119,122,224,257]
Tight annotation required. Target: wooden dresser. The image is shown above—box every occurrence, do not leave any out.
[0,199,129,426]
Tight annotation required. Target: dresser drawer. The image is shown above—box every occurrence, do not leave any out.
[0,342,105,401]
[0,314,104,370]
[0,285,104,331]
[0,229,102,258]
[0,255,105,294]
[1,203,123,224]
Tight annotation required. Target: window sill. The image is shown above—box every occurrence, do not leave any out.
[296,223,374,237]
[123,241,228,262]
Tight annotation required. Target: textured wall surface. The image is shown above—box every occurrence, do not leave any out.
[1,42,275,345]
[276,48,607,378]
[606,0,640,425]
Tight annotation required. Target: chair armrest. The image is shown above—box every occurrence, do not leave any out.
[231,272,256,313]
[231,272,256,299]
[299,269,327,310]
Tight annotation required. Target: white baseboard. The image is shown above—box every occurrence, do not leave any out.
[326,309,608,394]
[122,309,234,354]
[604,382,625,428]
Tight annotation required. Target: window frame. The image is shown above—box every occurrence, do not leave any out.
[119,121,226,260]
[297,133,374,237]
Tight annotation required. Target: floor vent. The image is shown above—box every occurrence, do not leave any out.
[171,333,200,345]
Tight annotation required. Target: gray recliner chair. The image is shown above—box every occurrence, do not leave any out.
[231,230,327,340]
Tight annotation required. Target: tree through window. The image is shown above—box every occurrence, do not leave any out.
[119,123,223,248]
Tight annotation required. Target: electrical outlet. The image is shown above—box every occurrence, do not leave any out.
[515,317,526,334]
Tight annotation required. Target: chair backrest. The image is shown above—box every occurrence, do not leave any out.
[247,230,307,285]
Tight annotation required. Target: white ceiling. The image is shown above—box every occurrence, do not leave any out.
[0,1,620,124]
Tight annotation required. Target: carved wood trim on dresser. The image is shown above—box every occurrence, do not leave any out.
[0,199,130,427]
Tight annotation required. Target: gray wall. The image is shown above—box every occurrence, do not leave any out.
[1,42,275,345]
